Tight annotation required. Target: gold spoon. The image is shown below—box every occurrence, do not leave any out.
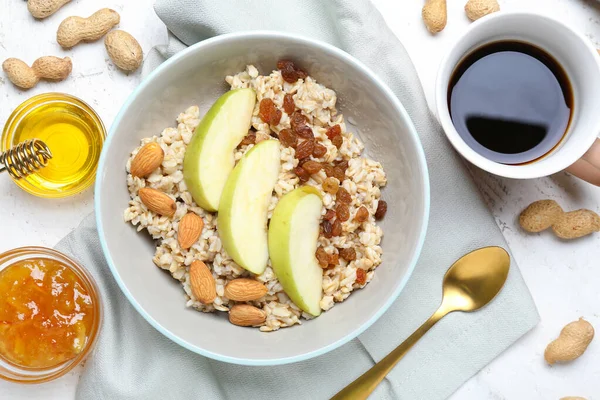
[331,246,510,400]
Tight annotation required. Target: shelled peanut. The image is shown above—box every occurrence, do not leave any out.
[545,318,594,365]
[2,56,72,89]
[57,8,120,48]
[519,200,600,240]
[422,0,500,33]
[422,0,447,33]
[105,30,143,72]
[465,0,500,21]
[27,0,71,19]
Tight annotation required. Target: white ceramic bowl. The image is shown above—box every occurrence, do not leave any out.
[96,31,429,365]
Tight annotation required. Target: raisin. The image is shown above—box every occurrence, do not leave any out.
[322,220,333,238]
[323,164,335,177]
[294,166,310,182]
[280,65,298,83]
[332,134,343,149]
[337,187,351,204]
[259,98,275,124]
[271,109,282,126]
[258,98,282,126]
[375,200,388,220]
[313,143,327,158]
[356,268,367,285]
[277,60,294,70]
[239,132,256,146]
[298,157,310,167]
[333,166,345,182]
[328,253,339,267]
[335,160,349,172]
[282,65,301,83]
[336,203,350,222]
[354,206,369,222]
[296,68,308,80]
[290,111,306,129]
[339,247,356,261]
[295,139,315,159]
[282,69,298,83]
[277,60,307,83]
[324,209,336,220]
[290,110,313,139]
[326,124,342,139]
[295,124,314,139]
[316,247,329,268]
[283,94,295,114]
[302,161,322,174]
[322,177,339,194]
[279,128,297,148]
[331,219,343,236]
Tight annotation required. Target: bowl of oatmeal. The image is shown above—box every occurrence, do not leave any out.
[96,31,429,365]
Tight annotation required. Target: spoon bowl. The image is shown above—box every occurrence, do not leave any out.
[441,246,510,313]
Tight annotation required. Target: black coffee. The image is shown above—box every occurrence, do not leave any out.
[448,41,573,164]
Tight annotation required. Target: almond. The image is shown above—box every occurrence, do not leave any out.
[178,213,204,249]
[229,304,266,327]
[138,188,176,217]
[189,260,216,304]
[130,142,164,178]
[224,279,268,301]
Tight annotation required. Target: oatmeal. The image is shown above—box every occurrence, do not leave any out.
[124,62,387,331]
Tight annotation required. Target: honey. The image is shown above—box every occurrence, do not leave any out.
[1,93,105,198]
[0,257,95,369]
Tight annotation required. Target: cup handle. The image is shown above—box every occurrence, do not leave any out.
[565,138,600,186]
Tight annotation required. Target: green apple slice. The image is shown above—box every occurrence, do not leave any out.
[268,186,323,316]
[218,140,281,275]
[183,88,256,212]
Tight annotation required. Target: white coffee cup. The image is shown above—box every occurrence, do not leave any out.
[436,12,600,185]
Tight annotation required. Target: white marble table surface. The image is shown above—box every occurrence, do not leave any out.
[1,0,599,398]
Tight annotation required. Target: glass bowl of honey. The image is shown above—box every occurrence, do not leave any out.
[1,93,106,198]
[0,247,102,383]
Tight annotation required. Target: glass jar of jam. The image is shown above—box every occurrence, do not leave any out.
[0,247,102,383]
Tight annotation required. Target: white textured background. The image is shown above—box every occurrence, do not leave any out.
[1,0,599,398]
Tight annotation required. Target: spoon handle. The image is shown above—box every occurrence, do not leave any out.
[330,307,449,400]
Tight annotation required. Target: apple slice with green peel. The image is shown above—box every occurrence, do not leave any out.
[218,140,281,275]
[183,88,256,212]
[268,186,323,317]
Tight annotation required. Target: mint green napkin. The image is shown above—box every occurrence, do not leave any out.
[57,1,539,398]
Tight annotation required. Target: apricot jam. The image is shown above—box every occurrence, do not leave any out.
[0,257,95,368]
